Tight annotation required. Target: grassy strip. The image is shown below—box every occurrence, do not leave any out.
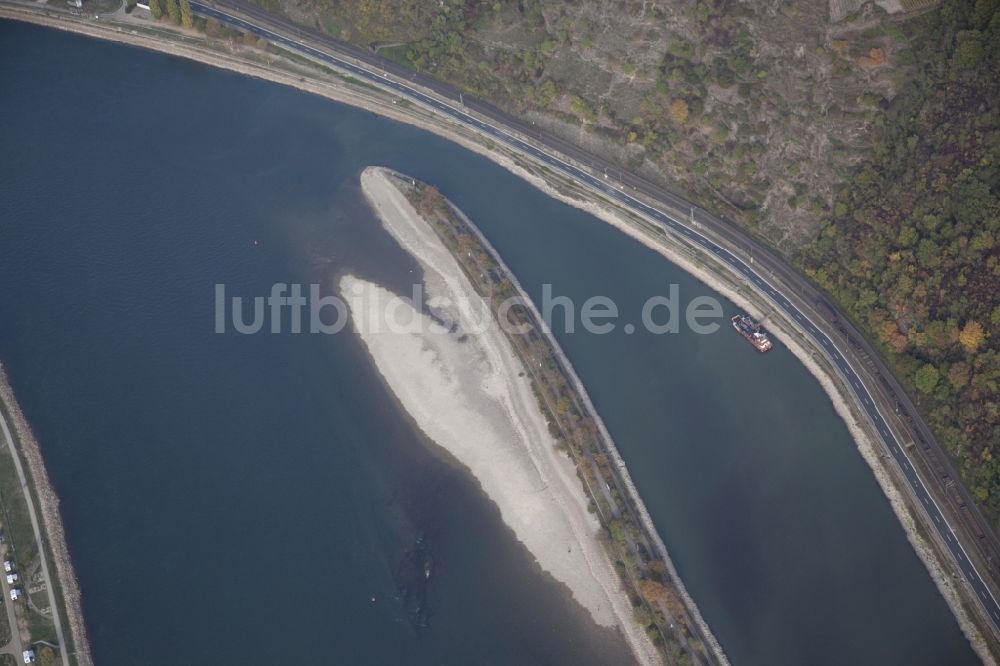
[0,445,37,568]
[0,596,10,649]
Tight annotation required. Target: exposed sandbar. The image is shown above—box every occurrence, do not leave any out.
[341,166,660,665]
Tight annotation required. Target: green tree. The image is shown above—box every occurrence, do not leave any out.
[953,30,985,69]
[915,363,940,394]
[180,0,193,28]
[38,647,57,666]
[897,224,918,247]
[537,79,556,108]
[633,603,653,626]
[148,0,162,19]
[570,95,596,123]
[916,238,940,268]
[165,0,180,24]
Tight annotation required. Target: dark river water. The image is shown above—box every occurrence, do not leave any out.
[0,20,977,665]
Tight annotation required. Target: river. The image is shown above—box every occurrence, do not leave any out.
[0,19,977,665]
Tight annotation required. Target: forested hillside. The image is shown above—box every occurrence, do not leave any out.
[800,0,1000,522]
[274,0,913,248]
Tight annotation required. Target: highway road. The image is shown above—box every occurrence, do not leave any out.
[190,0,1000,636]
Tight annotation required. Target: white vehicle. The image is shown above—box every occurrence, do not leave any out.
[22,649,36,663]
[2,560,12,573]
[6,573,18,585]
[9,588,21,601]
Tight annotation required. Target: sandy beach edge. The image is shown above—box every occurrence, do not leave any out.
[1,8,990,660]
[0,365,93,666]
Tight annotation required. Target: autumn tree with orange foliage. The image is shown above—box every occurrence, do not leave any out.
[858,47,887,69]
[959,320,986,353]
[417,185,442,218]
[639,578,687,620]
[669,99,689,124]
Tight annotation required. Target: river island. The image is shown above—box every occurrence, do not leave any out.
[345,166,726,665]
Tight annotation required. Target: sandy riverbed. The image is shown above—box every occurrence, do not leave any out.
[342,167,661,665]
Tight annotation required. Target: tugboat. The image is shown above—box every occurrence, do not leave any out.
[732,314,772,352]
